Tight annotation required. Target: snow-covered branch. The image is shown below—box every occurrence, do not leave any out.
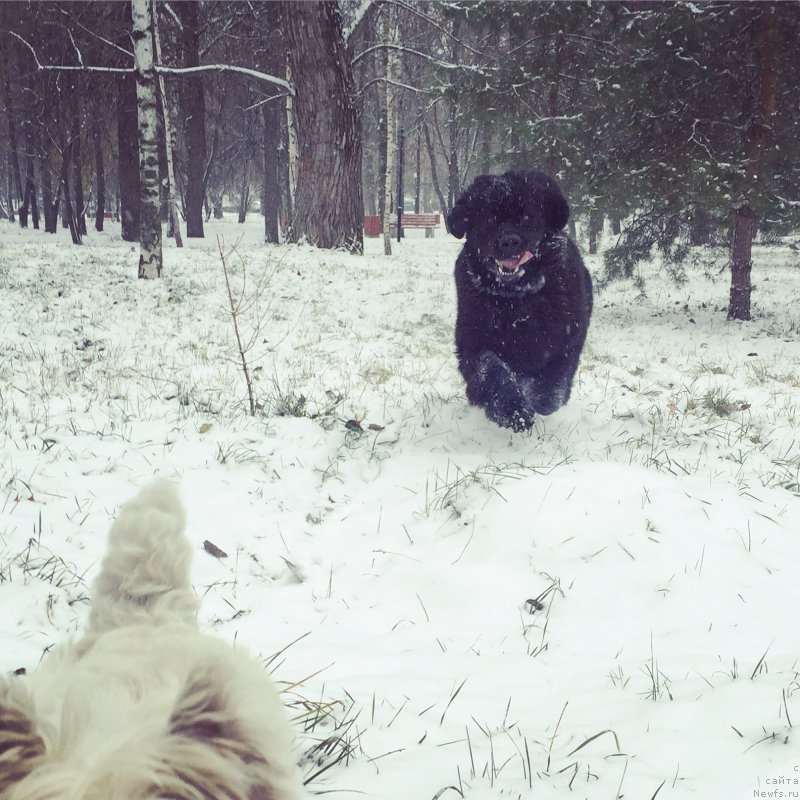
[5,31,132,73]
[390,0,487,58]
[4,32,293,93]
[352,41,476,71]
[358,76,432,96]
[342,0,375,46]
[155,64,293,94]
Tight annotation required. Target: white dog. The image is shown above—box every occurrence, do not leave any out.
[0,481,302,800]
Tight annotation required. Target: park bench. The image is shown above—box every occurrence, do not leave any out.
[365,213,441,238]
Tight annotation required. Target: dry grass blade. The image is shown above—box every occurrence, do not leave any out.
[750,641,772,680]
[440,678,468,725]
[651,778,667,799]
[566,728,621,757]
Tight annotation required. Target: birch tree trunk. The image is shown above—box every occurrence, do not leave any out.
[152,0,182,247]
[285,62,297,214]
[131,0,162,278]
[414,128,421,214]
[382,4,397,256]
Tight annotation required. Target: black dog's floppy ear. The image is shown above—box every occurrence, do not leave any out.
[447,195,471,239]
[528,171,570,231]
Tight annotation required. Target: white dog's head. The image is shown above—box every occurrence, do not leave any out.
[0,482,301,800]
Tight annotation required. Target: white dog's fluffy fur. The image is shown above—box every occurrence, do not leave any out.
[0,481,302,800]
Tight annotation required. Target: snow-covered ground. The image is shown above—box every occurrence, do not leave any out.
[1,219,798,799]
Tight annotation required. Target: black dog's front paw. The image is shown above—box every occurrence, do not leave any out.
[521,376,570,416]
[466,352,534,432]
[488,403,534,432]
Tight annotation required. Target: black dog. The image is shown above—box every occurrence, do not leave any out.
[448,170,592,432]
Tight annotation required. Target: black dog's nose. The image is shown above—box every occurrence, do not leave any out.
[498,232,523,255]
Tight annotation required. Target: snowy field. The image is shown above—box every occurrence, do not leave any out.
[1,218,799,799]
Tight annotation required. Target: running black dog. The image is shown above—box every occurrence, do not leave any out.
[448,170,592,432]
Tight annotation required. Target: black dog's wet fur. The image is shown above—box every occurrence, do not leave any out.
[448,170,593,432]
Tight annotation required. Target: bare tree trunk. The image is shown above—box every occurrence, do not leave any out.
[422,121,449,227]
[131,0,162,278]
[57,110,81,245]
[728,10,777,322]
[118,73,140,242]
[446,15,462,207]
[41,138,58,234]
[237,160,250,223]
[71,97,87,236]
[52,87,80,243]
[545,32,565,179]
[689,207,710,246]
[19,114,38,229]
[92,112,105,231]
[4,152,14,222]
[447,102,459,209]
[281,1,363,253]
[176,0,206,238]
[729,205,755,321]
[1,57,22,220]
[588,211,603,255]
[262,102,280,242]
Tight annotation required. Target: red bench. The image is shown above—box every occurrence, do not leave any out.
[365,213,441,238]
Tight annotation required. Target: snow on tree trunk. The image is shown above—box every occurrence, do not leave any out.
[282,1,363,254]
[131,0,162,279]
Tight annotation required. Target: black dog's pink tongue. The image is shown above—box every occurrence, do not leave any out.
[498,251,534,271]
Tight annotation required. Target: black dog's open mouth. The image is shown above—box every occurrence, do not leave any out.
[494,251,534,277]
